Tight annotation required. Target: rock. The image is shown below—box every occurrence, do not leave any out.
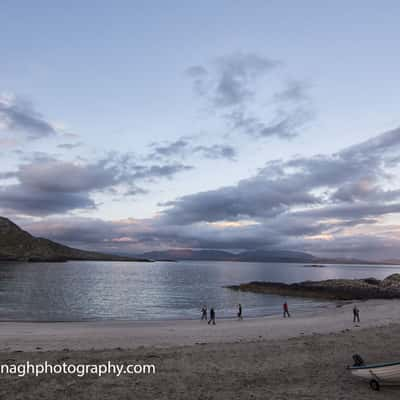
[225,274,400,300]
[363,277,380,285]
[383,274,400,283]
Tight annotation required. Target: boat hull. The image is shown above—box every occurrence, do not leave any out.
[350,362,400,383]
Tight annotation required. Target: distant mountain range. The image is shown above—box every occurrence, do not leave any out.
[0,217,149,262]
[141,249,317,262]
[1,216,398,265]
[141,249,399,265]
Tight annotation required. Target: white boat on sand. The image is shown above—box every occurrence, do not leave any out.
[348,354,400,391]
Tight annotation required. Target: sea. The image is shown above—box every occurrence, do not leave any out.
[0,260,399,321]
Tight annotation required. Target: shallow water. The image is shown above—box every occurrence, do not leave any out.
[0,260,398,321]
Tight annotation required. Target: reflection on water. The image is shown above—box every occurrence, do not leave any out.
[0,260,398,321]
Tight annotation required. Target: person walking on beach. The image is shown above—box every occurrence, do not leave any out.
[353,305,360,323]
[283,301,290,318]
[237,303,243,320]
[201,305,207,321]
[208,308,216,325]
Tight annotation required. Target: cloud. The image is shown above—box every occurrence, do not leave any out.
[148,139,190,159]
[0,154,193,216]
[17,160,118,192]
[147,127,400,254]
[331,179,400,203]
[5,127,400,259]
[185,66,209,96]
[57,142,82,149]
[186,66,208,77]
[214,53,280,107]
[124,186,148,196]
[0,186,95,216]
[186,53,314,141]
[22,216,280,252]
[293,202,400,221]
[148,137,236,161]
[341,127,400,161]
[193,144,236,160]
[300,234,400,261]
[0,171,17,180]
[228,108,312,139]
[160,172,319,225]
[274,80,311,103]
[130,163,193,181]
[0,159,118,215]
[187,53,280,108]
[0,93,58,139]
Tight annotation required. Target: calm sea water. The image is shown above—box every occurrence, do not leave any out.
[0,260,399,321]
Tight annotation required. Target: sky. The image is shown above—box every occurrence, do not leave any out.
[1,1,400,260]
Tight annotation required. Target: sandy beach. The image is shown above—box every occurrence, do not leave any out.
[0,299,398,351]
[0,300,400,399]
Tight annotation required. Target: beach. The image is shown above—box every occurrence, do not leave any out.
[0,300,400,398]
[0,299,398,351]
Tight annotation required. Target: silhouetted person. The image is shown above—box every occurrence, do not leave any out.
[208,308,216,325]
[283,301,290,318]
[353,305,360,323]
[201,305,207,320]
[237,303,243,320]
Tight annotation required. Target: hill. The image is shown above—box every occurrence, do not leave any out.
[142,249,237,261]
[140,249,393,264]
[142,249,317,263]
[0,217,149,262]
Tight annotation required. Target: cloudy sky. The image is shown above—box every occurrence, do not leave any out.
[1,1,400,260]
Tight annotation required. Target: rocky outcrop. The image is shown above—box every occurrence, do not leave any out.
[0,217,150,262]
[226,274,400,300]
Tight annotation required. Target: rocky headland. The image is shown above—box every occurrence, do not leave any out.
[226,274,400,300]
[0,217,150,262]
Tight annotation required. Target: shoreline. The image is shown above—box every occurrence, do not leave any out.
[2,300,400,398]
[0,301,337,324]
[0,299,398,352]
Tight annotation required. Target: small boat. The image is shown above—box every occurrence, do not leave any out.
[348,354,400,391]
[303,264,325,268]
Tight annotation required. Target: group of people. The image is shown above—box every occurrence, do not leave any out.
[201,302,361,324]
[201,301,291,324]
[201,305,216,325]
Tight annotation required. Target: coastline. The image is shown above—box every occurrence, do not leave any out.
[1,301,400,399]
[0,299,398,352]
